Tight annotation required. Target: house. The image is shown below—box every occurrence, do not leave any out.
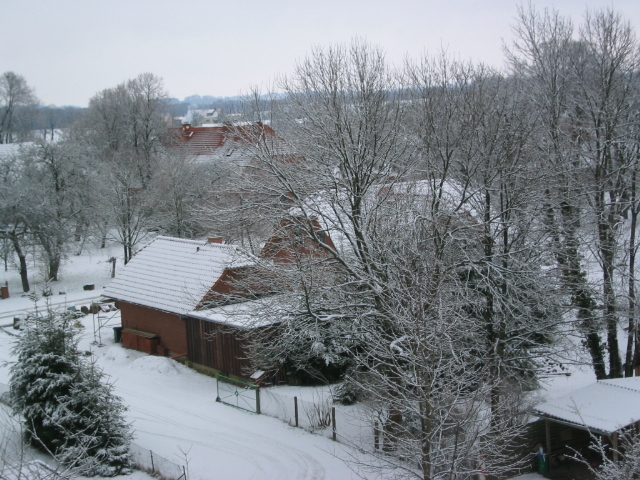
[103,236,258,365]
[183,299,278,382]
[167,122,279,167]
[532,377,640,463]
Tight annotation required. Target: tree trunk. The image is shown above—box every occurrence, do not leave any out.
[10,234,29,293]
[599,211,622,378]
[626,170,637,377]
[48,256,60,282]
[546,192,607,379]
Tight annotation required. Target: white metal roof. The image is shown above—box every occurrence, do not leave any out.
[534,377,640,435]
[104,236,256,315]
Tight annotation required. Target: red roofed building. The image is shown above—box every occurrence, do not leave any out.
[167,122,279,166]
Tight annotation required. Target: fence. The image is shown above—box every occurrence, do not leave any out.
[0,383,186,480]
[259,387,376,452]
[129,442,187,480]
[216,375,260,414]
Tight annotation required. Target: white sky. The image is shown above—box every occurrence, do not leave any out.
[2,0,639,107]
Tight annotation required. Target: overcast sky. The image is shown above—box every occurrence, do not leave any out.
[2,0,639,107]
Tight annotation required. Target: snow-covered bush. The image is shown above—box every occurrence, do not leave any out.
[9,309,132,476]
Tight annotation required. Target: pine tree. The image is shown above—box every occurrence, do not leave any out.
[9,309,132,476]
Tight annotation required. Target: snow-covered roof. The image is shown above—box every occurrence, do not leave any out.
[285,179,479,256]
[187,297,282,329]
[104,236,256,315]
[168,123,277,164]
[533,377,640,435]
[0,142,32,159]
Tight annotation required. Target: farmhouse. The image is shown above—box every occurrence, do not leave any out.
[103,236,259,377]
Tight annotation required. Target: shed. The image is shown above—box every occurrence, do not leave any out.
[533,377,640,462]
[104,236,257,359]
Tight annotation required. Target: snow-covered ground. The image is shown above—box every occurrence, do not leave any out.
[0,240,600,479]
[0,242,392,479]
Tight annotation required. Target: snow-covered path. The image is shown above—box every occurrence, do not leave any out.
[0,242,584,480]
[100,352,332,480]
[0,243,391,479]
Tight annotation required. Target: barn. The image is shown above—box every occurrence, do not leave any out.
[103,235,260,377]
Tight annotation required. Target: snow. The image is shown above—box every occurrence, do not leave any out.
[535,377,640,435]
[104,236,257,315]
[187,297,282,329]
[0,241,390,480]
[0,239,606,479]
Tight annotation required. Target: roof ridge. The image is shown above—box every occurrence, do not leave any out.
[155,236,204,246]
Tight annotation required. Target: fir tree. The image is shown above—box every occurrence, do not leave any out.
[9,309,132,476]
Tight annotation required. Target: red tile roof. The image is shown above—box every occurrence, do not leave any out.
[167,122,277,157]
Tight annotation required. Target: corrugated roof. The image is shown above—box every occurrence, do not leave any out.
[534,377,640,434]
[104,236,256,314]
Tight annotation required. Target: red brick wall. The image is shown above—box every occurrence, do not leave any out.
[119,302,187,355]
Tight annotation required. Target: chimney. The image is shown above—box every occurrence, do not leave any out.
[208,237,224,244]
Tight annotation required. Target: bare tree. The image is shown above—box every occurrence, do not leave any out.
[77,73,171,263]
[145,151,217,239]
[573,8,640,378]
[0,147,34,292]
[229,42,557,479]
[507,5,640,379]
[0,72,39,144]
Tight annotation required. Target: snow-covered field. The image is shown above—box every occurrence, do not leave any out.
[0,240,598,479]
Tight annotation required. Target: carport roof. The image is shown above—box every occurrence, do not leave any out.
[533,377,640,435]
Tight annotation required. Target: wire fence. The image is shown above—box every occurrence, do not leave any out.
[129,442,187,480]
[0,382,186,480]
[260,387,377,452]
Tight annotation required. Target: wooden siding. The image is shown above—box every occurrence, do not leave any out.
[185,316,253,380]
[121,329,159,355]
[119,301,187,356]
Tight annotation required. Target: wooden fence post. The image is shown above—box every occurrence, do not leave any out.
[332,406,336,441]
[374,421,379,450]
[294,396,299,427]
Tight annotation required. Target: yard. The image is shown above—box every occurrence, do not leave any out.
[0,241,599,479]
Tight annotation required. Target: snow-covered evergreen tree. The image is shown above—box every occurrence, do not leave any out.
[9,309,132,476]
